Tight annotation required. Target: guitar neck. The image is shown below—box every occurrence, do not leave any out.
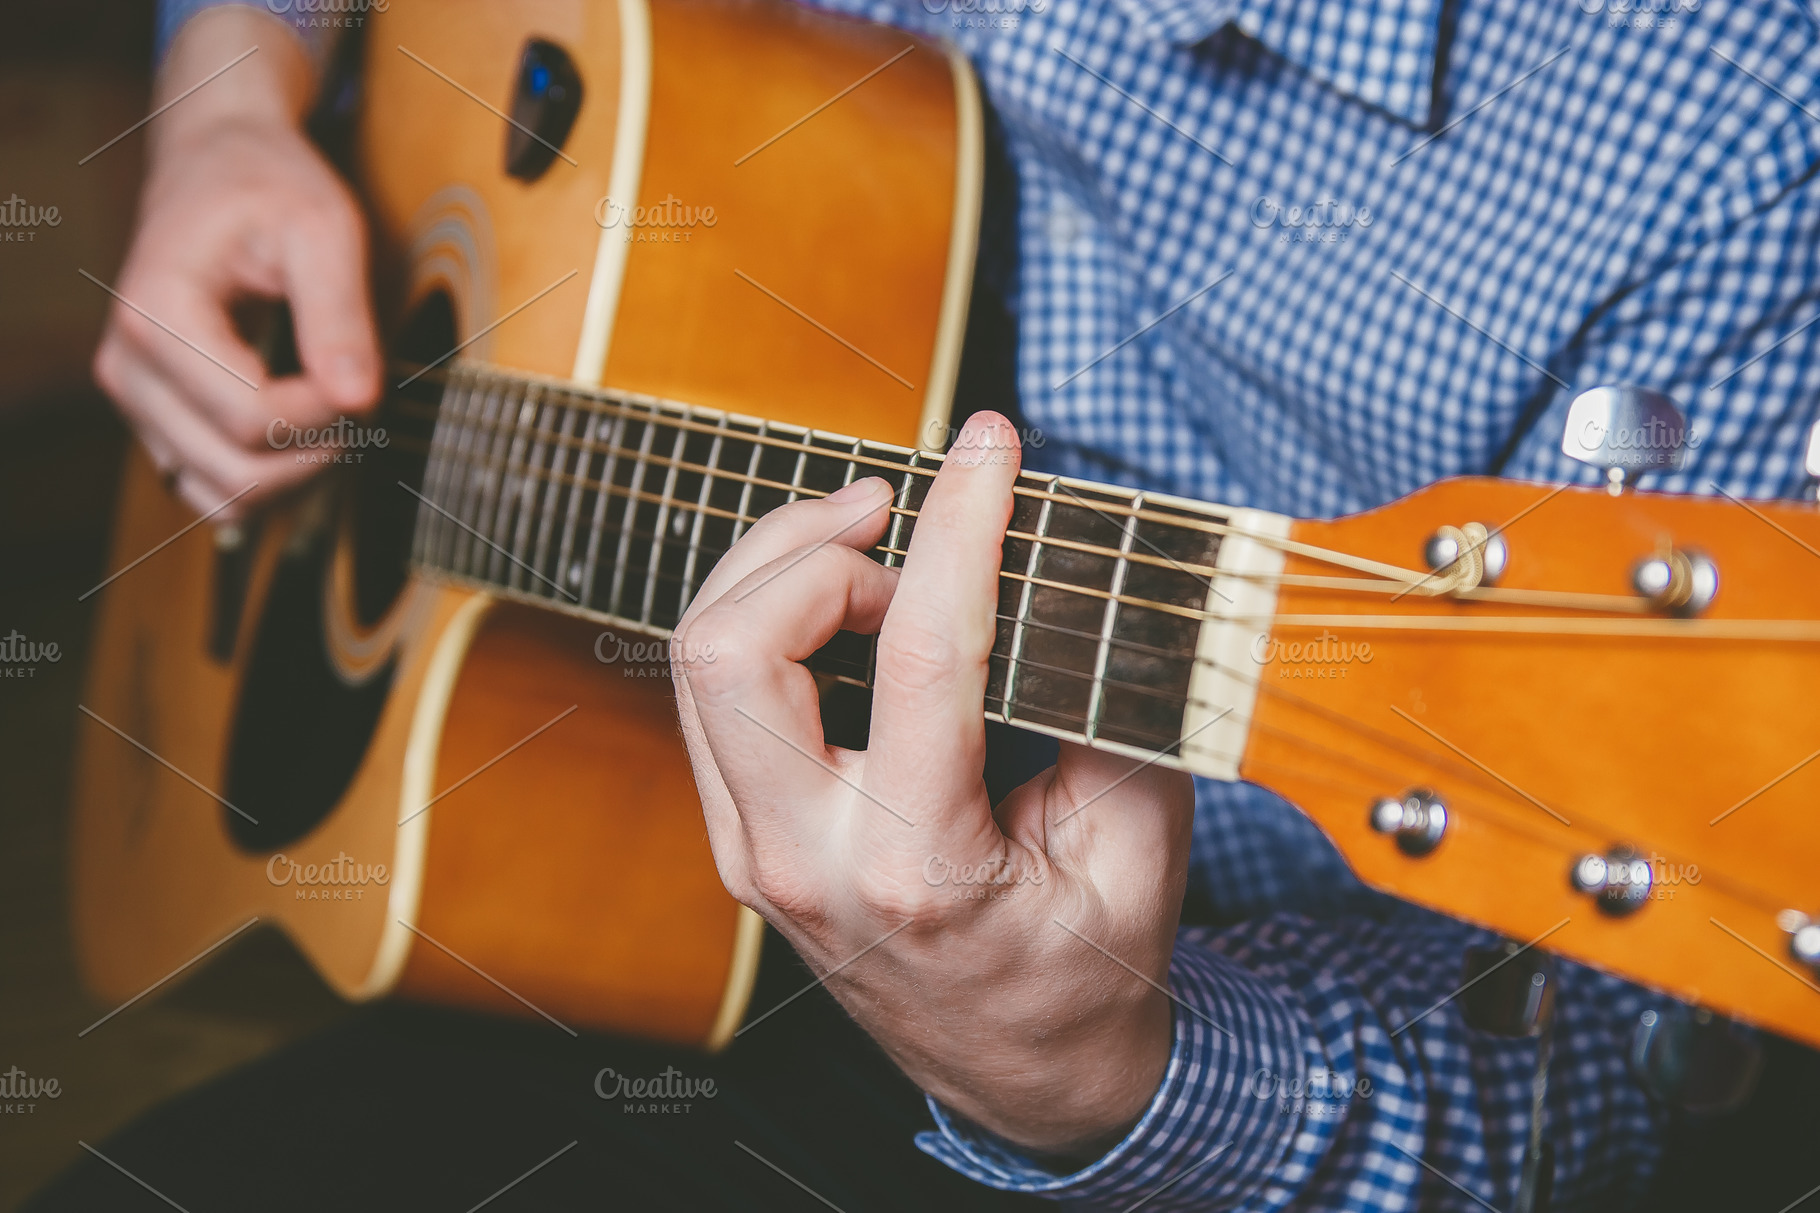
[404,361,1287,780]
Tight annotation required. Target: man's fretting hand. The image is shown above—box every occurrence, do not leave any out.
[93,6,380,518]
[671,413,1194,1156]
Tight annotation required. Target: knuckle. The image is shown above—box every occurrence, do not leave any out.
[91,340,128,399]
[874,620,966,695]
[672,608,756,695]
[747,865,823,927]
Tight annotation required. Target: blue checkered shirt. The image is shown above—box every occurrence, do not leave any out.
[160,0,1820,1207]
[806,1,1820,1209]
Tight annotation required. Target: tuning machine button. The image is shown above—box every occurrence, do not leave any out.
[1570,845,1651,916]
[1560,385,1691,494]
[1369,788,1447,856]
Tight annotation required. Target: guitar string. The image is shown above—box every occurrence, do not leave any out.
[399,427,1820,642]
[395,364,1432,584]
[394,366,1820,642]
[388,425,1653,615]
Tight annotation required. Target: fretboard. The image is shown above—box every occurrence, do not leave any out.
[402,361,1282,777]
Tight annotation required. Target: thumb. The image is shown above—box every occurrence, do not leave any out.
[280,185,381,415]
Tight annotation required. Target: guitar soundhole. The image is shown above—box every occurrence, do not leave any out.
[223,523,394,852]
[220,293,452,851]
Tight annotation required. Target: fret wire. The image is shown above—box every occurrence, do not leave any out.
[412,365,470,566]
[983,695,1179,747]
[551,396,593,600]
[461,375,511,579]
[573,405,621,605]
[528,392,580,593]
[842,437,861,492]
[1086,490,1142,743]
[732,421,764,546]
[640,421,690,627]
[991,648,1191,713]
[420,364,473,571]
[1002,478,1055,724]
[504,382,551,591]
[484,377,530,583]
[491,381,541,589]
[883,450,922,570]
[434,367,487,572]
[787,434,808,505]
[607,403,659,618]
[678,415,729,616]
[456,375,511,577]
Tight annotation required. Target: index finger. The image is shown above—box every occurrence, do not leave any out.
[863,411,1021,825]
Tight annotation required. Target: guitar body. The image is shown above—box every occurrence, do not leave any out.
[72,0,981,1047]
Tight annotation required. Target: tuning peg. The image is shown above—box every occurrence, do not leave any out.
[1805,419,1820,500]
[1561,385,1690,495]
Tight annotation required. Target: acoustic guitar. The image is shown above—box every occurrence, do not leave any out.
[73,0,1820,1061]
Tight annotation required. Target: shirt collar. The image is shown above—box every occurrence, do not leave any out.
[1110,0,1444,127]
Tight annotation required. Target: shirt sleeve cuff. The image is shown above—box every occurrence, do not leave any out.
[914,938,1318,1209]
[156,0,342,75]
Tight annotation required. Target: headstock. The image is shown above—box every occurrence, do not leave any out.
[1241,470,1820,1049]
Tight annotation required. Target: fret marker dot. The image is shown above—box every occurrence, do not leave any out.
[671,512,687,536]
[567,562,583,586]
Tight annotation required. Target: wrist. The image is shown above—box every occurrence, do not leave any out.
[152,5,316,155]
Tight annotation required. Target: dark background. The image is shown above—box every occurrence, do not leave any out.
[0,5,349,1207]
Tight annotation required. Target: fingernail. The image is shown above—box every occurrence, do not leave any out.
[826,477,886,503]
[950,412,1015,466]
